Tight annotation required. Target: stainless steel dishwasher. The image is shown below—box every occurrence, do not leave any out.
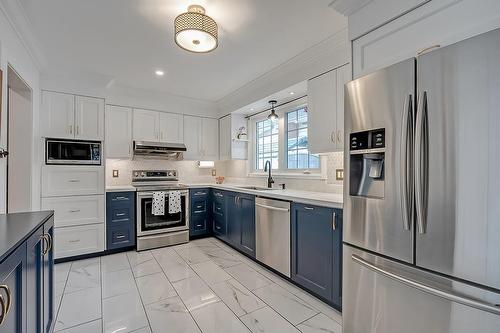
[255,197,291,277]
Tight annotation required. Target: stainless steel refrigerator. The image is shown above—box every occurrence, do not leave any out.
[343,27,500,333]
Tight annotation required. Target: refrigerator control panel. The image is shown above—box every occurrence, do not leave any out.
[350,128,385,151]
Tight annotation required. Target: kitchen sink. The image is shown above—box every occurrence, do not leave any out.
[236,186,275,191]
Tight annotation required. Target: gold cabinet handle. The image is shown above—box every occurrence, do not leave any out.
[0,285,11,317]
[41,234,49,255]
[46,233,53,253]
[69,125,73,135]
[332,211,337,231]
[0,294,5,326]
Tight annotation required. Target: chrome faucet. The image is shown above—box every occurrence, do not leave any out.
[264,160,274,188]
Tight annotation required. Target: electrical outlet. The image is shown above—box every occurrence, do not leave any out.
[211,169,216,176]
[112,170,119,178]
[335,169,344,181]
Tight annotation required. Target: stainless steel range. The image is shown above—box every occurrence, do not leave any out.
[132,170,189,251]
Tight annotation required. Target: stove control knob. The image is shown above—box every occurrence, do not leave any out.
[141,172,146,177]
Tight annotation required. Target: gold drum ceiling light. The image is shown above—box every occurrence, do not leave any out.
[174,5,218,53]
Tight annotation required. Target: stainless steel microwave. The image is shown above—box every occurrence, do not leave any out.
[46,139,101,165]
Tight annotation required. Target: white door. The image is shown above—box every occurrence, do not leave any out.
[133,109,159,142]
[308,71,337,154]
[219,116,231,160]
[335,64,351,151]
[159,112,184,143]
[75,96,104,140]
[42,91,75,139]
[202,118,219,160]
[183,115,202,160]
[106,105,132,159]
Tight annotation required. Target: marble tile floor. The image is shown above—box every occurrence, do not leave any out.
[54,237,343,333]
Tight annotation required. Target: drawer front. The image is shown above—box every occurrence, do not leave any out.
[212,201,224,217]
[213,216,226,236]
[190,189,209,199]
[42,195,104,227]
[54,224,104,259]
[42,166,104,197]
[212,190,224,203]
[109,206,132,222]
[191,197,208,216]
[190,216,210,237]
[107,226,135,250]
[107,191,134,203]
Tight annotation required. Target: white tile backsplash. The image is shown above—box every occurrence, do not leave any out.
[105,152,343,194]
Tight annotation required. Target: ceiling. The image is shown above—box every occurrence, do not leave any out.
[19,0,346,102]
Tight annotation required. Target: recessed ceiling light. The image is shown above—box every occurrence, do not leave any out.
[250,108,254,111]
[290,92,295,95]
[155,70,165,76]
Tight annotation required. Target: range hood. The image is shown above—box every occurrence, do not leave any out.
[133,141,187,160]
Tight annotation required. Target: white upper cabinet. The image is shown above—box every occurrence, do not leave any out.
[159,112,184,143]
[352,0,500,78]
[308,64,351,154]
[335,64,351,150]
[42,91,75,139]
[219,114,248,161]
[42,91,104,141]
[202,117,219,161]
[105,105,132,159]
[308,70,338,154]
[183,115,202,160]
[75,96,104,140]
[133,109,159,142]
[183,115,219,160]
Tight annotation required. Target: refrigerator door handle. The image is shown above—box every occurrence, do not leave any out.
[352,254,500,316]
[400,94,414,231]
[415,91,429,234]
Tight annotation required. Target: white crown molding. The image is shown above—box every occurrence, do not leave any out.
[328,0,374,16]
[0,0,47,70]
[217,28,349,116]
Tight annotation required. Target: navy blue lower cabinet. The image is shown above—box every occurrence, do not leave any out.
[212,190,227,238]
[26,225,44,333]
[189,188,211,237]
[43,218,55,333]
[226,192,241,246]
[237,193,255,257]
[106,191,136,250]
[291,203,342,308]
[0,241,27,333]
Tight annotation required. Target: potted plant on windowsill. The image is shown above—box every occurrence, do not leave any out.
[236,126,247,140]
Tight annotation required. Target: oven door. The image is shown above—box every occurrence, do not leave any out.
[136,191,189,236]
[46,139,101,165]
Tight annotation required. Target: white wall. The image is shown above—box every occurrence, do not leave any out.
[216,29,350,117]
[0,0,42,213]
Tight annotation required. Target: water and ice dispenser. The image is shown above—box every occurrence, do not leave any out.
[349,129,385,199]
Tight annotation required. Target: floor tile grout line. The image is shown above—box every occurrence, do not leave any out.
[54,261,72,326]
[126,251,155,333]
[150,249,205,333]
[54,318,102,333]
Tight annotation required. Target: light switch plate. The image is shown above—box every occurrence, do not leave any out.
[335,169,344,181]
[211,169,216,176]
[112,170,119,178]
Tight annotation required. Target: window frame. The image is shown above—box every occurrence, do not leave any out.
[249,98,324,178]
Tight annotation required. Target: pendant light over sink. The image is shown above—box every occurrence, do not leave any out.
[268,100,279,120]
[174,5,218,53]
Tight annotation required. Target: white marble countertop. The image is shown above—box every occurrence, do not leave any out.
[186,183,343,209]
[105,183,343,208]
[105,185,137,192]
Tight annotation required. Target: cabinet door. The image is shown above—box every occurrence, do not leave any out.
[226,192,240,247]
[335,64,351,151]
[202,118,219,160]
[26,226,44,333]
[159,112,184,143]
[219,116,231,161]
[43,218,55,333]
[291,203,334,301]
[41,166,104,197]
[42,195,105,228]
[42,91,74,139]
[183,116,202,160]
[75,96,104,140]
[238,194,255,257]
[308,71,337,154]
[133,109,159,142]
[0,242,26,333]
[106,105,132,159]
